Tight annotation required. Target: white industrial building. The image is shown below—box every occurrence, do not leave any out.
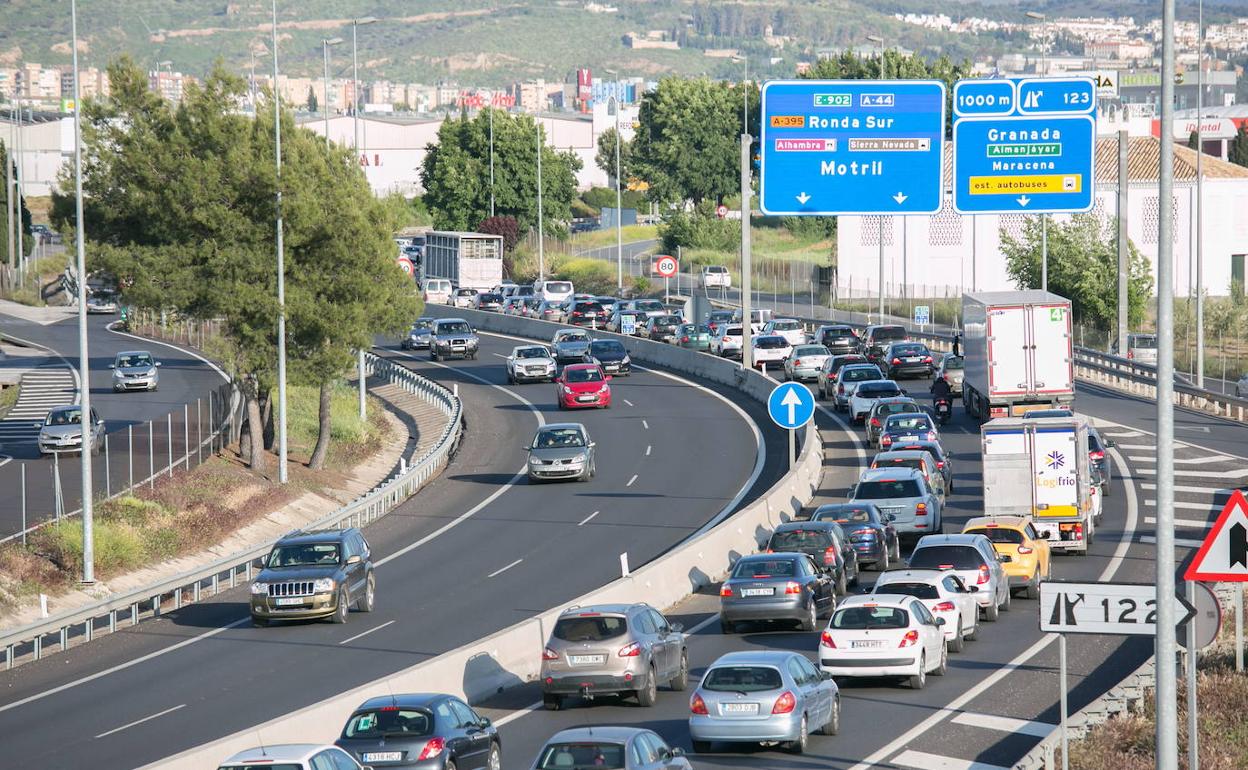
[835,137,1248,300]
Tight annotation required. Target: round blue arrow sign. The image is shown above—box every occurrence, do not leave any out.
[767,382,816,430]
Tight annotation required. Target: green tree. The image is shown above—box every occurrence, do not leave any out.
[0,139,33,290]
[307,86,318,114]
[1188,130,1199,150]
[1229,122,1248,168]
[420,108,581,236]
[594,127,634,186]
[1000,215,1153,330]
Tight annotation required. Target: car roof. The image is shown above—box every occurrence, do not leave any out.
[858,467,924,480]
[737,551,802,562]
[561,363,600,371]
[115,350,153,357]
[774,521,839,533]
[545,725,651,743]
[813,502,879,512]
[838,593,915,609]
[891,439,945,454]
[559,603,640,617]
[914,534,988,548]
[874,396,918,407]
[884,412,931,423]
[540,422,587,432]
[856,379,900,389]
[274,529,352,546]
[436,317,469,324]
[47,404,80,413]
[707,650,798,667]
[873,450,932,463]
[964,515,1030,530]
[221,744,326,762]
[354,693,449,711]
[875,569,954,583]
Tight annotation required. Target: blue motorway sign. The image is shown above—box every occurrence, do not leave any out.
[767,382,816,430]
[914,305,931,326]
[952,76,1097,215]
[759,80,947,216]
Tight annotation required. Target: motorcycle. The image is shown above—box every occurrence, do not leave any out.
[934,398,952,424]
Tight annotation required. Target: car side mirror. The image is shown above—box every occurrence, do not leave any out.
[154,362,162,367]
[346,555,362,565]
[670,621,684,633]
[605,375,613,380]
[997,553,1007,562]
[588,441,597,448]
[969,585,980,593]
[887,514,897,522]
[108,364,115,369]
[253,557,267,570]
[821,670,834,680]
[935,617,946,626]
[479,716,492,728]
[1105,439,1116,448]
[1039,530,1051,539]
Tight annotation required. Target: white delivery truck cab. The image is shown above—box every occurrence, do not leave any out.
[962,290,1075,420]
[981,415,1095,555]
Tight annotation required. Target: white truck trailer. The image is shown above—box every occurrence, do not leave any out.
[421,231,504,291]
[961,290,1075,420]
[981,415,1097,555]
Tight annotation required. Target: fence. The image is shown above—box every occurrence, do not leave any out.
[0,352,461,671]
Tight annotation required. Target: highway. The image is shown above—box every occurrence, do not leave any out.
[0,329,784,770]
[0,311,231,538]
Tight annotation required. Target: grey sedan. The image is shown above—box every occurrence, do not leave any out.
[532,726,691,770]
[689,650,839,755]
[526,423,596,482]
[784,344,832,382]
[719,553,835,633]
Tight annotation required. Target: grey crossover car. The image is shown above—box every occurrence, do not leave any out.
[809,502,901,571]
[550,328,592,365]
[689,650,840,755]
[401,317,435,350]
[337,693,500,770]
[531,726,690,770]
[850,467,943,538]
[506,345,557,383]
[765,521,859,596]
[719,553,835,633]
[430,318,479,361]
[110,350,160,392]
[526,423,596,482]
[249,528,374,626]
[908,533,1012,621]
[540,603,688,710]
[37,404,104,456]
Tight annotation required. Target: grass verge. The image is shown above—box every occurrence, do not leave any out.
[568,224,659,251]
[0,382,18,419]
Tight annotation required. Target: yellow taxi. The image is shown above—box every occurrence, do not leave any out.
[961,515,1051,599]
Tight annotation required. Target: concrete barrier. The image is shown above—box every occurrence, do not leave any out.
[148,308,823,770]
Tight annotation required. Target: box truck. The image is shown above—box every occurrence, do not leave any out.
[981,416,1098,555]
[961,290,1075,420]
[421,231,504,291]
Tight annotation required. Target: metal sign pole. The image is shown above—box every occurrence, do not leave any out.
[1237,589,1244,672]
[1186,580,1198,770]
[1059,633,1068,770]
[788,427,795,470]
[740,133,753,371]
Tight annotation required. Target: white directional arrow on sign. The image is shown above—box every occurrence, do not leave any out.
[796,192,811,205]
[893,192,908,205]
[780,387,804,425]
[1017,195,1032,207]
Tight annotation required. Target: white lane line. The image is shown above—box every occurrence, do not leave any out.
[1140,535,1204,549]
[338,620,396,646]
[487,558,523,578]
[1144,516,1217,529]
[0,455,11,468]
[491,352,507,359]
[645,445,652,456]
[949,712,1054,738]
[1116,443,1156,450]
[578,511,600,526]
[641,419,649,430]
[891,749,1008,770]
[1144,500,1225,512]
[1102,429,1144,438]
[1127,453,1230,464]
[626,474,638,487]
[1091,415,1248,464]
[623,399,634,407]
[1135,468,1246,478]
[1142,483,1237,495]
[94,704,186,739]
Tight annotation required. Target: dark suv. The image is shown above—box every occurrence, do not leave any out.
[860,324,909,364]
[431,318,480,361]
[249,528,375,626]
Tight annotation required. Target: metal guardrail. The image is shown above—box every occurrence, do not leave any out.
[0,352,461,671]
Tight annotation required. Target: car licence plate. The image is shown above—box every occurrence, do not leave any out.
[569,654,606,665]
[577,395,595,402]
[451,345,465,352]
[275,597,304,606]
[851,640,884,648]
[905,357,921,363]
[740,588,774,597]
[363,752,403,762]
[721,702,759,714]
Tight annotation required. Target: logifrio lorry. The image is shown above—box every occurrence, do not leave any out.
[981,416,1098,555]
[961,290,1075,420]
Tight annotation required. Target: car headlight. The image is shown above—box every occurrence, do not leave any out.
[572,454,587,464]
[250,582,269,595]
[562,386,573,394]
[147,368,158,376]
[313,578,336,593]
[598,383,609,393]
[622,355,630,365]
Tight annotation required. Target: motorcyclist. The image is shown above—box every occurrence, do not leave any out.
[930,375,953,405]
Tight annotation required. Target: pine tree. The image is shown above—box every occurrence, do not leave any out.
[1229,122,1248,168]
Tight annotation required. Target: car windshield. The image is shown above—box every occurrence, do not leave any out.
[965,527,1026,545]
[876,582,940,600]
[830,606,909,630]
[516,347,549,359]
[590,340,625,356]
[635,300,664,312]
[534,428,586,448]
[873,327,907,342]
[438,322,471,335]
[342,708,434,739]
[843,367,882,382]
[553,615,627,642]
[732,558,798,579]
[702,666,783,693]
[943,356,964,370]
[909,545,985,570]
[1132,335,1158,349]
[813,505,876,524]
[755,337,789,349]
[456,289,476,296]
[116,354,153,368]
[772,321,800,331]
[535,743,626,770]
[565,368,604,384]
[887,415,933,431]
[707,266,727,273]
[855,479,922,499]
[45,408,82,426]
[857,383,902,398]
[770,530,833,549]
[414,319,432,330]
[794,345,828,357]
[266,542,340,568]
[546,282,573,294]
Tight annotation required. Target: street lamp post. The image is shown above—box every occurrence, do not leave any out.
[536,121,545,280]
[321,37,342,149]
[605,69,624,292]
[1026,11,1050,293]
[866,35,887,319]
[488,105,495,218]
[349,17,375,423]
[271,0,289,485]
[1195,0,1205,388]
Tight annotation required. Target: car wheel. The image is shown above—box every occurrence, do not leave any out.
[636,665,658,707]
[1001,586,1012,612]
[836,571,848,596]
[692,740,713,754]
[542,694,563,711]
[331,587,350,624]
[849,564,860,588]
[506,372,514,384]
[891,538,902,562]
[818,695,841,736]
[670,650,689,691]
[877,543,890,571]
[799,600,818,632]
[1026,569,1041,600]
[444,759,457,770]
[786,715,809,755]
[431,351,440,361]
[984,600,1000,622]
[909,653,927,689]
[719,619,736,634]
[357,572,375,612]
[949,619,964,653]
[932,642,948,675]
[485,742,501,770]
[251,615,269,627]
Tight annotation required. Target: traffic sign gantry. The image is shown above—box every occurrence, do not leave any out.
[952,77,1097,215]
[1184,489,1248,581]
[767,382,815,430]
[1039,581,1196,636]
[759,79,947,216]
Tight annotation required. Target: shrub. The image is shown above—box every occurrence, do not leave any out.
[32,520,144,577]
[554,258,618,295]
[659,201,739,253]
[581,186,646,212]
[477,215,521,252]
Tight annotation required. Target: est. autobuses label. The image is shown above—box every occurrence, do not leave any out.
[770,115,805,128]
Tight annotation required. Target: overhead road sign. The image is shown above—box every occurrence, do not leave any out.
[767,382,816,430]
[952,76,1097,215]
[1039,581,1196,636]
[759,79,947,216]
[1184,489,1248,581]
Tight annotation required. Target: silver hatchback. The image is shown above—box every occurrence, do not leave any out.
[526,423,596,482]
[850,467,943,537]
[908,533,1012,622]
[110,350,160,392]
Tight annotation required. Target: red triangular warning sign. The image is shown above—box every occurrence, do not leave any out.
[1185,489,1248,582]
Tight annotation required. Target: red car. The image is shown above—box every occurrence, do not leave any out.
[556,364,612,409]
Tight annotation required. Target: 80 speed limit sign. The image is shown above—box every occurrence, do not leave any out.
[653,255,678,278]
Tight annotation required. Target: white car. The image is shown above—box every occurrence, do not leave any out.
[712,324,744,359]
[763,319,807,347]
[217,744,365,770]
[818,594,948,689]
[536,279,575,303]
[506,345,557,384]
[751,334,792,369]
[873,569,979,653]
[732,308,772,334]
[701,264,731,289]
[848,379,904,423]
[423,278,453,305]
[452,287,479,308]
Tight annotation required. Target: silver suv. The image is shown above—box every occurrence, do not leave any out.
[908,533,1012,621]
[850,467,943,537]
[430,318,479,360]
[540,603,688,711]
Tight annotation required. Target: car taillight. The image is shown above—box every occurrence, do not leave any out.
[416,737,445,761]
[542,647,559,660]
[824,547,838,566]
[784,581,803,595]
[937,461,945,469]
[853,528,876,538]
[915,502,927,515]
[681,336,689,343]
[1073,523,1084,540]
[899,630,919,648]
[772,691,797,714]
[881,436,892,447]
[923,356,933,363]
[892,357,902,365]
[977,564,990,584]
[1127,350,1134,359]
[870,417,881,427]
[793,359,802,366]
[926,431,937,441]
[618,642,641,657]
[1089,450,1105,460]
[838,384,845,394]
[1017,545,1034,554]
[933,601,955,612]
[691,694,708,715]
[720,585,733,597]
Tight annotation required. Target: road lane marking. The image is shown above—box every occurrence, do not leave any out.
[1142,484,1236,495]
[1102,429,1144,438]
[488,559,523,578]
[890,750,1008,770]
[338,620,396,646]
[1144,516,1217,529]
[578,511,599,526]
[949,712,1053,738]
[641,419,649,429]
[626,474,638,487]
[1117,444,1156,450]
[623,399,634,407]
[645,445,651,456]
[1127,453,1229,464]
[1140,535,1204,548]
[491,353,507,359]
[95,704,186,739]
[1144,500,1226,512]
[1135,468,1246,478]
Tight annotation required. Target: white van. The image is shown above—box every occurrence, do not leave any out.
[423,279,453,305]
[536,280,575,303]
[701,265,731,289]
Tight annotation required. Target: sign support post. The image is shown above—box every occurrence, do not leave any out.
[1058,633,1068,770]
[788,428,796,470]
[1186,579,1198,770]
[766,383,814,471]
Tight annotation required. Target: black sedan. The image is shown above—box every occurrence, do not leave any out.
[816,324,861,355]
[808,502,901,571]
[336,693,501,770]
[585,338,631,376]
[765,521,860,596]
[882,342,935,379]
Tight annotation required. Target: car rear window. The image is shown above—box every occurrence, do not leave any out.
[880,402,919,417]
[855,479,921,499]
[755,337,789,349]
[812,505,877,524]
[876,582,940,600]
[892,344,926,356]
[635,300,664,312]
[873,457,923,473]
[707,266,727,273]
[553,615,628,642]
[769,530,833,550]
[732,558,798,579]
[1132,335,1158,349]
[545,282,573,294]
[943,356,965,370]
[843,367,882,382]
[342,708,434,738]
[772,321,800,331]
[857,383,901,397]
[702,666,783,693]
[535,743,626,770]
[965,527,1025,545]
[793,345,828,357]
[574,302,604,313]
[887,415,932,430]
[909,545,986,570]
[479,293,503,302]
[830,606,908,629]
[872,326,907,342]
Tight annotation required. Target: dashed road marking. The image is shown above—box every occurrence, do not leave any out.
[487,559,523,579]
[890,749,1009,770]
[949,712,1054,739]
[626,474,638,487]
[338,620,396,646]
[94,704,186,739]
[577,511,599,526]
